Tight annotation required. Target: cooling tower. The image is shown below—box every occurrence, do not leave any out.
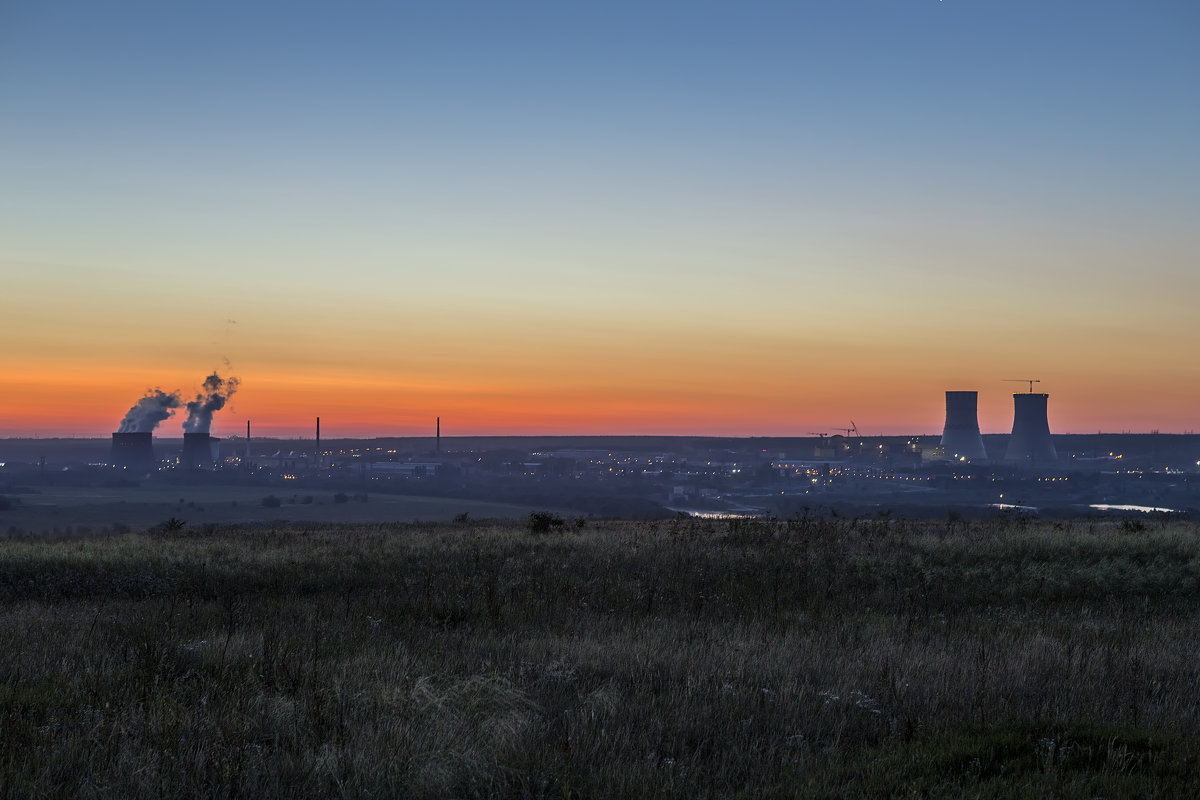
[111,432,155,473]
[181,432,215,470]
[940,391,988,461]
[1005,393,1057,464]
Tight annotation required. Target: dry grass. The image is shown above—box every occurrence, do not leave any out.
[3,516,1200,797]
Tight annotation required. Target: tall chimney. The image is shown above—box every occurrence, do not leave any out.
[1005,392,1057,465]
[940,391,988,461]
[245,420,251,464]
[436,416,441,453]
[315,416,320,470]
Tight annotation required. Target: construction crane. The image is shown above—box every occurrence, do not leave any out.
[807,431,829,440]
[1004,378,1041,393]
[833,421,860,438]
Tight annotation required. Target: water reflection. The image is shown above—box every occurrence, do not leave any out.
[1089,504,1179,514]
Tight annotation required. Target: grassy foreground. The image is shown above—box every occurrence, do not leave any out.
[3,516,1200,798]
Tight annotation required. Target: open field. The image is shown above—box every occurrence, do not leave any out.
[4,517,1200,798]
[0,485,544,532]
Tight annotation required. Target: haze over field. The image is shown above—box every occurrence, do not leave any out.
[2,1,1197,437]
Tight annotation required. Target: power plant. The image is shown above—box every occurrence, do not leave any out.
[940,391,988,462]
[101,369,1078,494]
[60,371,1200,526]
[181,432,219,470]
[111,432,155,473]
[1005,391,1058,464]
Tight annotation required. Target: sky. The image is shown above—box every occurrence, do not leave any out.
[2,0,1197,438]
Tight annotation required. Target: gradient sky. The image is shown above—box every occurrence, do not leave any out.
[2,1,1197,438]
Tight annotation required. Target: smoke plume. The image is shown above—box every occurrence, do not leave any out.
[183,372,240,433]
[117,389,181,433]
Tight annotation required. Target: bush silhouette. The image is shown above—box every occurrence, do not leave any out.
[528,511,564,534]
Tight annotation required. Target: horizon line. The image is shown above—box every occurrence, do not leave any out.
[3,430,1198,441]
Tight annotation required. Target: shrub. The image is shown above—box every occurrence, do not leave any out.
[528,511,564,534]
[149,517,186,535]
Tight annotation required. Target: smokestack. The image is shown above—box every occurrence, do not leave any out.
[181,432,216,470]
[246,420,251,464]
[1005,392,1057,465]
[315,417,320,469]
[436,416,440,453]
[111,432,155,473]
[940,391,988,461]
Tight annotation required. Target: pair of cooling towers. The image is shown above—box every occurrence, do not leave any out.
[941,390,1056,464]
[110,431,217,473]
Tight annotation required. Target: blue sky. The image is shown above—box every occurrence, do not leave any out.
[2,1,1198,435]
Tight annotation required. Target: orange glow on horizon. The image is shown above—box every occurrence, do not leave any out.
[3,358,1196,439]
[2,278,1197,438]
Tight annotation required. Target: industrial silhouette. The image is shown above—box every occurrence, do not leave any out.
[1005,391,1057,464]
[940,391,988,462]
[181,432,217,470]
[110,431,155,473]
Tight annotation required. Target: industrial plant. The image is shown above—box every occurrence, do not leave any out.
[3,374,1197,529]
[936,382,1061,467]
[110,431,155,474]
[1006,391,1058,465]
[939,391,989,462]
[108,372,239,474]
